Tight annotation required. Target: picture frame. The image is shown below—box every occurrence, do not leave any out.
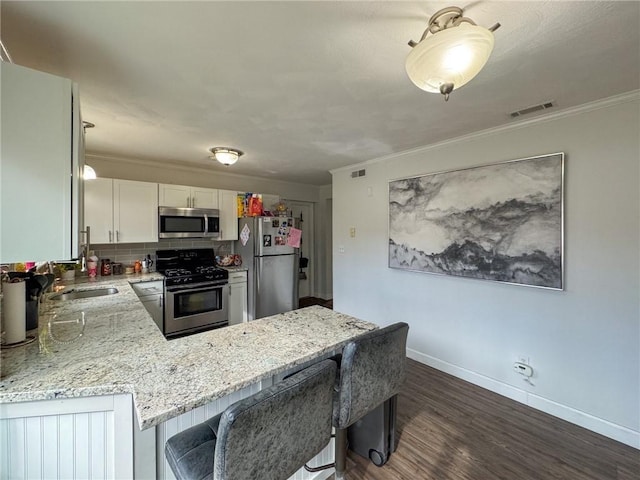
[388,153,564,289]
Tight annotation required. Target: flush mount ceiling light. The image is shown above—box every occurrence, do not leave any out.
[83,165,97,180]
[209,147,244,166]
[406,6,500,101]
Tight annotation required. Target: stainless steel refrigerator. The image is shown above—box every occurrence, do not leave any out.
[236,216,298,320]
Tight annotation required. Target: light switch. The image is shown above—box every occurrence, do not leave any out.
[338,246,345,253]
[349,227,356,238]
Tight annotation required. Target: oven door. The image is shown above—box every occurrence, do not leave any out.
[164,282,229,336]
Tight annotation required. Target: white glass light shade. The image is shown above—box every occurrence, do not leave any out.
[212,149,239,165]
[83,165,97,180]
[406,23,495,93]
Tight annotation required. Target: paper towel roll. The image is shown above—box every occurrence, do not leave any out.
[2,281,26,344]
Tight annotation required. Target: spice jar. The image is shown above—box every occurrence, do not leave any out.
[100,259,111,276]
[134,260,142,274]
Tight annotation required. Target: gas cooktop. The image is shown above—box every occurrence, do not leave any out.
[156,249,229,286]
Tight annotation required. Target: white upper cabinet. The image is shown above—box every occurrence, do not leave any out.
[159,184,218,209]
[218,190,239,240]
[1,63,83,262]
[85,179,158,244]
[114,180,158,243]
[84,178,114,244]
[191,187,218,209]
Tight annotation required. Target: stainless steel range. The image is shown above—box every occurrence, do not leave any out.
[156,248,229,338]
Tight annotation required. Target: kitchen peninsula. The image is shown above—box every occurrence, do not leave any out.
[0,277,376,479]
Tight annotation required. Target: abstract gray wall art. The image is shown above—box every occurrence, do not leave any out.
[389,153,564,289]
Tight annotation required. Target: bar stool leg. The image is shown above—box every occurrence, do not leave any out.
[334,427,348,480]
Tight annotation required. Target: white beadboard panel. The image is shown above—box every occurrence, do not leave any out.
[42,416,59,479]
[25,417,42,479]
[6,417,26,479]
[58,414,75,479]
[113,394,134,479]
[0,394,133,480]
[90,412,108,479]
[74,413,91,478]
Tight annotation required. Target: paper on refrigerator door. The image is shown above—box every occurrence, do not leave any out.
[286,227,302,248]
[240,223,251,246]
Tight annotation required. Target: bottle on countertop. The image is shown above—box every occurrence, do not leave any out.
[100,259,111,276]
[87,252,98,278]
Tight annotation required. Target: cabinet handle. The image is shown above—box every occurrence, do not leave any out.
[116,230,120,242]
[187,196,190,207]
[192,197,196,208]
[109,230,112,243]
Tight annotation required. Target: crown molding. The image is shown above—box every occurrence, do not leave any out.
[330,90,640,175]
[85,153,322,190]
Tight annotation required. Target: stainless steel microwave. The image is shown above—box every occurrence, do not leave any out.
[158,207,220,239]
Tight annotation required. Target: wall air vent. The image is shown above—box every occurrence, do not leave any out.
[510,101,555,118]
[351,169,366,178]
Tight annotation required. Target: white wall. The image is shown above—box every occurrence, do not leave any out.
[332,94,640,447]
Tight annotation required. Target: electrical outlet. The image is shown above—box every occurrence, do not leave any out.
[349,227,356,238]
[513,362,534,377]
[338,246,345,254]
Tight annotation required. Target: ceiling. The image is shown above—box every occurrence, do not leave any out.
[2,1,639,186]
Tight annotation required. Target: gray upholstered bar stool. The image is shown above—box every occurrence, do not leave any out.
[307,322,409,479]
[165,359,337,480]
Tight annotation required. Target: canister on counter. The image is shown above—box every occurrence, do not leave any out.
[100,259,111,276]
[111,263,123,275]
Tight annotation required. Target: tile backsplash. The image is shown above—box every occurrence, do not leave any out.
[91,239,233,269]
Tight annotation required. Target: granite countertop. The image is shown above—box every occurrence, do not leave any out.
[0,277,376,430]
[222,266,249,273]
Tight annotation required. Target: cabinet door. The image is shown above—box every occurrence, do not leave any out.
[228,274,248,325]
[114,180,158,243]
[159,184,190,208]
[141,295,163,331]
[218,190,239,240]
[84,178,114,244]
[1,63,75,262]
[191,187,218,209]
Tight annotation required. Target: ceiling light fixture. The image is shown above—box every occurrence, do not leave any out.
[209,147,244,166]
[406,6,500,101]
[84,165,97,180]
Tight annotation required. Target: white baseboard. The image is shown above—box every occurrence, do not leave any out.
[407,348,639,449]
[310,469,334,480]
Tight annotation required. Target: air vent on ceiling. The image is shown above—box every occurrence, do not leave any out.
[510,101,555,118]
[351,169,366,178]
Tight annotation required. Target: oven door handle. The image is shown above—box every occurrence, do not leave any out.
[166,282,228,294]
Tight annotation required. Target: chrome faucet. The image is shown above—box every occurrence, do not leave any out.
[79,226,91,272]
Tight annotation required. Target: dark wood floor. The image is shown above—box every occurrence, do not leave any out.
[299,296,333,309]
[340,359,639,480]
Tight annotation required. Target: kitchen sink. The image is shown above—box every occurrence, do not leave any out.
[51,287,119,301]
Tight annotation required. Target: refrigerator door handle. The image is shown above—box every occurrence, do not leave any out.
[255,258,260,294]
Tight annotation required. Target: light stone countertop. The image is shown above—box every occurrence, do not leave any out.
[0,276,376,430]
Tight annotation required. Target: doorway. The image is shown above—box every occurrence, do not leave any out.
[286,200,314,299]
